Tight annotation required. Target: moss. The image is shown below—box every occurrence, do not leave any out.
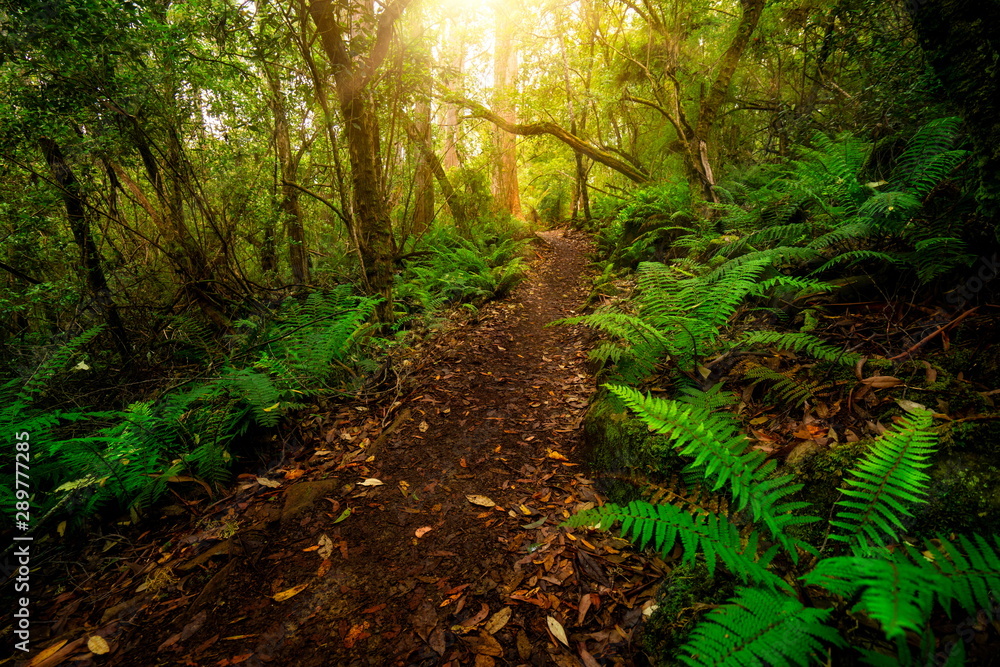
[640,562,736,665]
[582,391,687,504]
[908,452,1000,536]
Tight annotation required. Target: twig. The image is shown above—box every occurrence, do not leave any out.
[888,307,978,361]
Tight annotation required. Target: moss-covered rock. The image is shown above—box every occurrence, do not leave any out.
[582,391,686,503]
[639,562,736,666]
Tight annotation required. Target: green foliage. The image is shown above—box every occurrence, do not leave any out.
[742,364,819,407]
[395,224,528,321]
[605,385,817,552]
[680,588,843,667]
[805,534,1000,641]
[737,331,860,367]
[565,500,786,591]
[0,291,379,530]
[565,389,995,665]
[715,118,971,285]
[829,409,937,548]
[558,249,838,380]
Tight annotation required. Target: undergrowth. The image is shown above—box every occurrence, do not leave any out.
[0,220,530,532]
[561,118,998,664]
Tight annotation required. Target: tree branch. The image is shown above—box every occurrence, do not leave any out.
[446,94,650,184]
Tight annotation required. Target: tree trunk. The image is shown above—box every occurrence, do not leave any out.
[441,28,464,171]
[405,121,468,233]
[492,2,522,217]
[266,69,309,284]
[688,0,765,202]
[39,137,129,355]
[412,96,435,233]
[306,0,412,322]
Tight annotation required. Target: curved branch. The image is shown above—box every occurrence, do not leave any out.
[447,95,650,184]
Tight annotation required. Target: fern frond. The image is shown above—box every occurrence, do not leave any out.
[565,500,786,590]
[743,364,819,407]
[749,275,836,298]
[892,117,967,197]
[739,331,860,367]
[894,534,1000,617]
[808,218,873,250]
[829,409,937,548]
[606,385,819,553]
[675,383,738,412]
[909,237,975,283]
[805,555,938,641]
[812,250,904,275]
[680,587,843,667]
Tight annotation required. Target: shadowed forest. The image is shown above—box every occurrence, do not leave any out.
[3,0,1000,664]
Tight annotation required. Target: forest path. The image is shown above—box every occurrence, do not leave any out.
[85,231,662,667]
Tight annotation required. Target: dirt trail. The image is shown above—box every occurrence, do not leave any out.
[31,231,663,667]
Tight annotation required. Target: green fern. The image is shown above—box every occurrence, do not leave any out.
[680,587,843,667]
[607,385,818,552]
[829,409,937,548]
[804,533,1000,641]
[743,364,819,407]
[811,249,903,275]
[565,500,786,590]
[738,331,860,367]
[891,117,968,198]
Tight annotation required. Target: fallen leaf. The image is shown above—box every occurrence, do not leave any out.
[272,583,309,601]
[521,517,546,530]
[484,606,511,635]
[579,646,601,667]
[28,639,69,666]
[516,630,532,660]
[896,398,927,413]
[358,478,384,486]
[860,375,903,389]
[344,621,371,649]
[546,449,569,461]
[87,635,110,655]
[472,631,503,656]
[577,593,593,625]
[261,402,281,412]
[466,494,496,507]
[284,469,305,481]
[256,477,281,488]
[546,616,569,647]
[317,534,334,559]
[333,508,352,524]
[415,526,433,538]
[419,420,429,432]
[460,603,491,628]
[317,559,332,577]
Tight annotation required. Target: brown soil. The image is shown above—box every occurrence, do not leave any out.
[25,231,665,667]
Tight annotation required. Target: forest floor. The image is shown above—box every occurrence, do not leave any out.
[24,231,667,667]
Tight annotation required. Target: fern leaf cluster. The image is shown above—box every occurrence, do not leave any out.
[681,588,843,667]
[829,409,937,548]
[805,534,1000,641]
[567,499,786,590]
[607,385,818,551]
[738,331,860,367]
[742,364,819,407]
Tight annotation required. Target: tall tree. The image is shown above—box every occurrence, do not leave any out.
[491,0,522,217]
[304,0,413,321]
